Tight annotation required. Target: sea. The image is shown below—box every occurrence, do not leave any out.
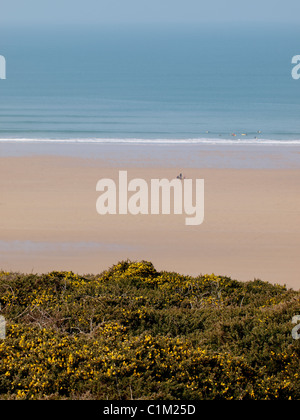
[1,23,300,148]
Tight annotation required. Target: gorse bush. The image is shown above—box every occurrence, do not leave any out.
[0,260,299,400]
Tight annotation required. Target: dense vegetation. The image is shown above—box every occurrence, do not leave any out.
[0,260,299,400]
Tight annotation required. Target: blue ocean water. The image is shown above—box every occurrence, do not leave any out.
[1,23,300,144]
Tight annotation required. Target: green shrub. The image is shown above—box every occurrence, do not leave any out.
[0,261,299,400]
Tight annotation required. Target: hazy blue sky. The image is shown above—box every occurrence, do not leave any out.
[1,0,300,26]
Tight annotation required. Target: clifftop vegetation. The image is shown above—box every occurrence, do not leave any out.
[0,260,299,400]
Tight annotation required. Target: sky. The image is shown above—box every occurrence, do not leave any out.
[1,0,300,26]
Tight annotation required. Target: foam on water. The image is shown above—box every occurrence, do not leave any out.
[1,137,300,145]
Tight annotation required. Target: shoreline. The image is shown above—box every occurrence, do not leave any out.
[0,152,300,290]
[1,142,300,169]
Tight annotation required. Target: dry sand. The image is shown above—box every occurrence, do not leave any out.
[0,155,299,289]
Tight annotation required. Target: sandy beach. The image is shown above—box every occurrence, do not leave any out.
[0,150,299,290]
